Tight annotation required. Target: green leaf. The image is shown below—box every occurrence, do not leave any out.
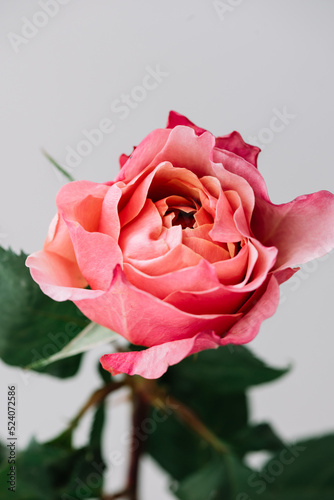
[0,247,91,377]
[42,150,75,182]
[162,345,289,397]
[149,349,255,480]
[147,392,248,481]
[0,404,106,500]
[89,402,106,453]
[175,456,227,500]
[175,454,254,500]
[255,434,334,500]
[97,359,113,384]
[28,321,118,371]
[63,403,106,500]
[231,423,285,456]
[146,411,213,481]
[0,444,6,467]
[0,438,74,499]
[161,358,250,441]
[149,345,287,482]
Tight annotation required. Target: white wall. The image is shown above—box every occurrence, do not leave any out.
[0,1,333,497]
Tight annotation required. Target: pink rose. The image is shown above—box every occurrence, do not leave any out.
[27,112,334,379]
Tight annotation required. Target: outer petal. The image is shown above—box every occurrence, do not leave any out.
[100,330,222,379]
[215,132,260,168]
[73,265,241,346]
[119,153,130,168]
[115,129,171,183]
[252,191,334,270]
[151,126,216,179]
[56,181,109,230]
[65,221,122,290]
[43,214,78,263]
[26,212,89,300]
[167,110,207,136]
[25,250,100,302]
[221,274,280,345]
[274,267,299,285]
[167,111,260,167]
[213,148,269,201]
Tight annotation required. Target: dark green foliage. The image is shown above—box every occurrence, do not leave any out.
[0,247,90,377]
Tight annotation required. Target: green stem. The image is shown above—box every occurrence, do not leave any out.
[130,376,230,455]
[69,380,125,431]
[42,149,75,182]
[127,386,149,500]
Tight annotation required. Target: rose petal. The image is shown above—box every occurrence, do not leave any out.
[126,242,202,275]
[65,220,122,290]
[100,330,222,378]
[194,206,214,226]
[212,162,256,222]
[167,111,260,167]
[210,189,242,242]
[213,148,269,202]
[225,190,252,237]
[164,285,250,315]
[221,274,280,345]
[56,181,109,230]
[73,265,241,346]
[252,191,334,270]
[274,267,300,285]
[119,153,130,168]
[120,199,182,261]
[99,183,124,240]
[213,238,276,291]
[43,214,77,263]
[232,238,277,292]
[167,110,207,136]
[26,212,89,300]
[118,163,163,227]
[115,129,171,182]
[123,259,220,299]
[182,235,230,263]
[151,126,216,178]
[224,240,258,290]
[148,163,210,207]
[215,132,260,168]
[26,250,95,302]
[214,244,249,285]
[150,126,256,223]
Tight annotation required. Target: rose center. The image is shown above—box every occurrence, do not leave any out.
[167,208,196,229]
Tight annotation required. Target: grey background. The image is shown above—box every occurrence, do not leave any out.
[0,1,333,498]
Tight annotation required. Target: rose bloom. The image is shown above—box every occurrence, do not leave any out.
[27,112,334,379]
